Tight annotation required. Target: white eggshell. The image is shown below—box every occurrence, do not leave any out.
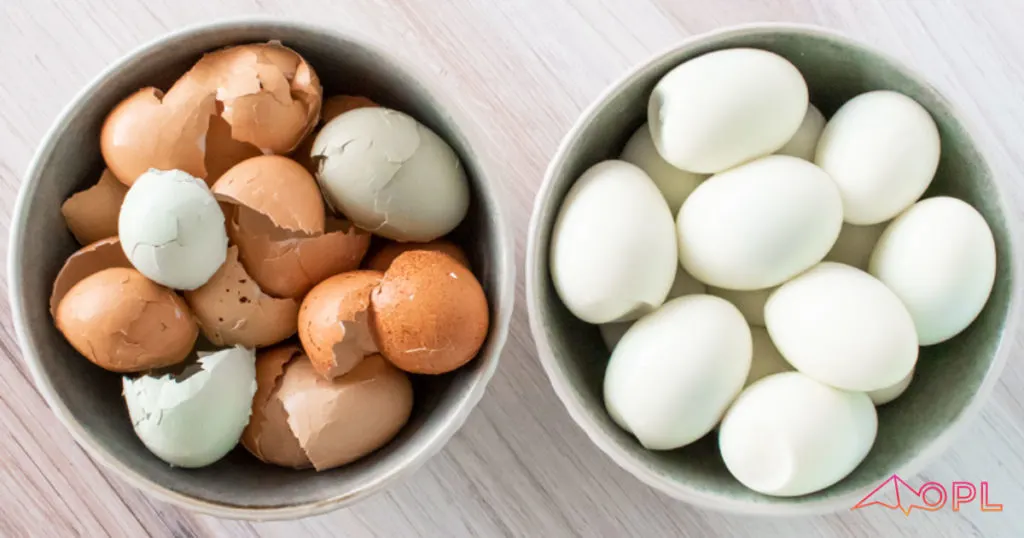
[604,295,752,450]
[719,372,877,497]
[869,197,996,345]
[312,107,469,242]
[118,169,228,290]
[620,124,707,214]
[598,265,706,350]
[815,91,940,225]
[745,327,793,388]
[677,155,843,290]
[123,346,257,468]
[551,160,677,324]
[765,262,918,391]
[707,286,774,327]
[776,104,826,161]
[824,222,887,271]
[868,368,914,406]
[649,48,808,174]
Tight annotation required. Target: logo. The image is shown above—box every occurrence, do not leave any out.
[851,474,1003,515]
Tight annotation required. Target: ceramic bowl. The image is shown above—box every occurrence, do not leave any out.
[526,23,1021,515]
[9,18,515,519]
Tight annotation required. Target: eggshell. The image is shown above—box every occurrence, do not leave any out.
[815,91,941,224]
[364,239,469,272]
[227,204,370,298]
[775,104,826,161]
[745,327,793,388]
[294,95,378,174]
[60,169,127,245]
[55,267,198,372]
[204,115,261,184]
[869,197,996,345]
[298,271,382,379]
[868,368,915,406]
[604,295,752,450]
[50,237,130,316]
[678,155,843,290]
[551,160,677,324]
[824,222,887,271]
[184,246,299,348]
[649,48,808,174]
[598,264,705,351]
[118,169,228,290]
[212,155,325,234]
[619,124,707,214]
[241,345,310,468]
[765,262,918,391]
[719,372,877,497]
[312,107,469,242]
[123,346,257,468]
[707,286,774,327]
[371,251,489,374]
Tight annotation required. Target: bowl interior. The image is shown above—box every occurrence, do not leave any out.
[13,22,510,511]
[531,26,1016,511]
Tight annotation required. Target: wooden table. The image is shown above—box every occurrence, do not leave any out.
[1,0,1022,536]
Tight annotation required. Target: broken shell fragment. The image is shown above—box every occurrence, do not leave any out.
[60,169,128,245]
[212,155,325,234]
[364,239,470,272]
[242,345,311,468]
[50,236,130,316]
[298,270,382,379]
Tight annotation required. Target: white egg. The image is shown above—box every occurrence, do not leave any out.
[604,295,751,450]
[719,372,877,497]
[620,124,707,214]
[312,107,469,242]
[649,48,808,174]
[868,368,914,406]
[745,327,793,388]
[707,286,774,327]
[775,104,826,161]
[551,160,677,324]
[123,346,257,468]
[677,155,843,290]
[765,262,918,391]
[815,91,940,225]
[824,222,888,271]
[598,265,706,350]
[869,197,996,345]
[118,169,228,290]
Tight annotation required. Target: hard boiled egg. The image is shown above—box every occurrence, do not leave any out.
[619,124,707,214]
[868,368,915,406]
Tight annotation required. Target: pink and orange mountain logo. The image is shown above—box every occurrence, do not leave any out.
[851,474,1003,515]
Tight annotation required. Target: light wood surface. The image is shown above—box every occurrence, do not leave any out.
[2,0,1022,536]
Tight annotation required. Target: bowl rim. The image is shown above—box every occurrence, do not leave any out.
[9,16,516,520]
[526,21,1023,515]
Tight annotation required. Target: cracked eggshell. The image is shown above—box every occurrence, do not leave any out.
[184,246,299,348]
[60,169,128,245]
[50,237,130,316]
[298,271,382,379]
[371,250,489,374]
[242,345,311,468]
[212,155,325,234]
[118,169,228,290]
[294,95,378,174]
[312,107,470,242]
[123,345,257,468]
[364,239,469,272]
[55,267,198,372]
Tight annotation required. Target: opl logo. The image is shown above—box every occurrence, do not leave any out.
[851,474,1003,515]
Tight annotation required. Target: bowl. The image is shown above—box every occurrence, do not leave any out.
[526,23,1021,515]
[9,18,515,519]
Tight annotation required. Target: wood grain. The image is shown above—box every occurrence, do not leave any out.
[2,0,1022,536]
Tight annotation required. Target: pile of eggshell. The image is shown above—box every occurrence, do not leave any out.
[52,42,490,471]
[550,48,997,497]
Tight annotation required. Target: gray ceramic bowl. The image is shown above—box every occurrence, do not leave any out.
[527,23,1021,515]
[9,18,514,519]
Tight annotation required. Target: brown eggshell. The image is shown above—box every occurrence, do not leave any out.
[371,251,489,374]
[184,246,299,348]
[204,115,262,185]
[212,155,325,233]
[55,267,198,372]
[50,237,131,316]
[364,239,470,272]
[60,169,127,245]
[178,42,322,154]
[242,345,311,469]
[228,204,371,298]
[100,79,216,186]
[298,271,382,379]
[276,354,413,471]
[293,95,378,173]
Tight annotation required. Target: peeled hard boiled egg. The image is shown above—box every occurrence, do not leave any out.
[123,346,257,468]
[649,48,808,174]
[619,124,707,214]
[775,104,826,161]
[719,372,877,497]
[551,160,677,324]
[869,197,996,345]
[677,155,843,290]
[815,91,940,225]
[118,169,228,290]
[604,295,751,450]
[765,262,918,392]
